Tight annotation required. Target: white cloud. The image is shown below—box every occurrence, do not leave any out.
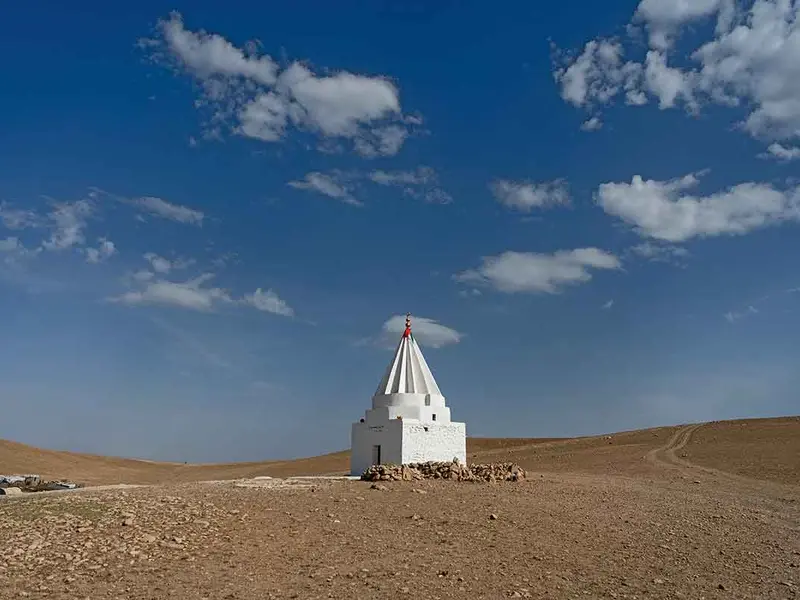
[455,248,621,294]
[555,40,643,109]
[380,314,462,348]
[85,238,116,264]
[369,167,435,186]
[145,12,415,157]
[241,288,294,317]
[155,11,278,86]
[555,0,800,143]
[133,269,155,282]
[143,252,193,274]
[581,116,603,131]
[109,273,233,312]
[628,241,690,263]
[634,0,734,50]
[368,166,452,204]
[288,172,361,206]
[760,142,800,162]
[0,205,40,230]
[144,252,172,273]
[41,200,93,251]
[602,299,614,310]
[132,196,204,225]
[0,237,41,266]
[0,237,21,252]
[725,305,759,323]
[596,171,800,242]
[490,179,570,212]
[289,167,452,205]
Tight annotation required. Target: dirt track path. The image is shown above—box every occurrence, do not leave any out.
[647,423,800,533]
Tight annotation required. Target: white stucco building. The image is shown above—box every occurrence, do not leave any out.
[350,314,467,475]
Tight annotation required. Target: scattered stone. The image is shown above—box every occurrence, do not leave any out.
[489,514,498,521]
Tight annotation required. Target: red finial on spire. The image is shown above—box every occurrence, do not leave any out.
[403,313,412,338]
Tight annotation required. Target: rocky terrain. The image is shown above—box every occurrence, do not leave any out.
[0,417,798,599]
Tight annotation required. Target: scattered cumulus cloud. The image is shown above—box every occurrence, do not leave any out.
[41,200,93,251]
[581,116,603,131]
[455,248,621,294]
[84,238,117,264]
[554,0,800,143]
[0,205,40,230]
[633,0,734,51]
[602,299,614,310]
[596,171,800,242]
[490,179,570,212]
[760,143,800,162]
[142,12,419,157]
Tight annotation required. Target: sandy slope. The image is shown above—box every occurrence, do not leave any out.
[1,416,798,600]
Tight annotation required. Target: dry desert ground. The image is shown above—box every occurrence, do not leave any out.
[1,416,799,599]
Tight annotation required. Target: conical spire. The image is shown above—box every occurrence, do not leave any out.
[374,314,443,397]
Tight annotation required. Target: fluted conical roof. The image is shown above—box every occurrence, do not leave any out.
[374,314,443,397]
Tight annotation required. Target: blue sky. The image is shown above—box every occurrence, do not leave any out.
[1,1,799,462]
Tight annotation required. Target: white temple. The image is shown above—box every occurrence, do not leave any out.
[350,314,467,475]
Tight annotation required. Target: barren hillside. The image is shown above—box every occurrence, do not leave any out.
[2,416,798,486]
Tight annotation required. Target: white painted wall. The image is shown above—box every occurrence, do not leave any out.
[401,421,467,465]
[351,417,467,475]
[350,419,403,475]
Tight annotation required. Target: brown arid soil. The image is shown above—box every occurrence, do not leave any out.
[1,416,798,599]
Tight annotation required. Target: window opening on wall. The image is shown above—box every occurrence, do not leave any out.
[432,414,437,421]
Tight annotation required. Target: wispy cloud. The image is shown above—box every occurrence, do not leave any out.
[131,196,204,225]
[288,172,361,206]
[109,273,233,312]
[240,288,294,317]
[288,166,452,206]
[725,305,759,323]
[368,166,452,204]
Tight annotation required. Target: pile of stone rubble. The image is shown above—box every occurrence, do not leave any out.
[0,474,79,495]
[361,460,525,482]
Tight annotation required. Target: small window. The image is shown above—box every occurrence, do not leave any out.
[423,426,429,432]
[432,414,437,421]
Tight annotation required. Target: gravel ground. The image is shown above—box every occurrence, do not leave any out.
[1,424,798,600]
